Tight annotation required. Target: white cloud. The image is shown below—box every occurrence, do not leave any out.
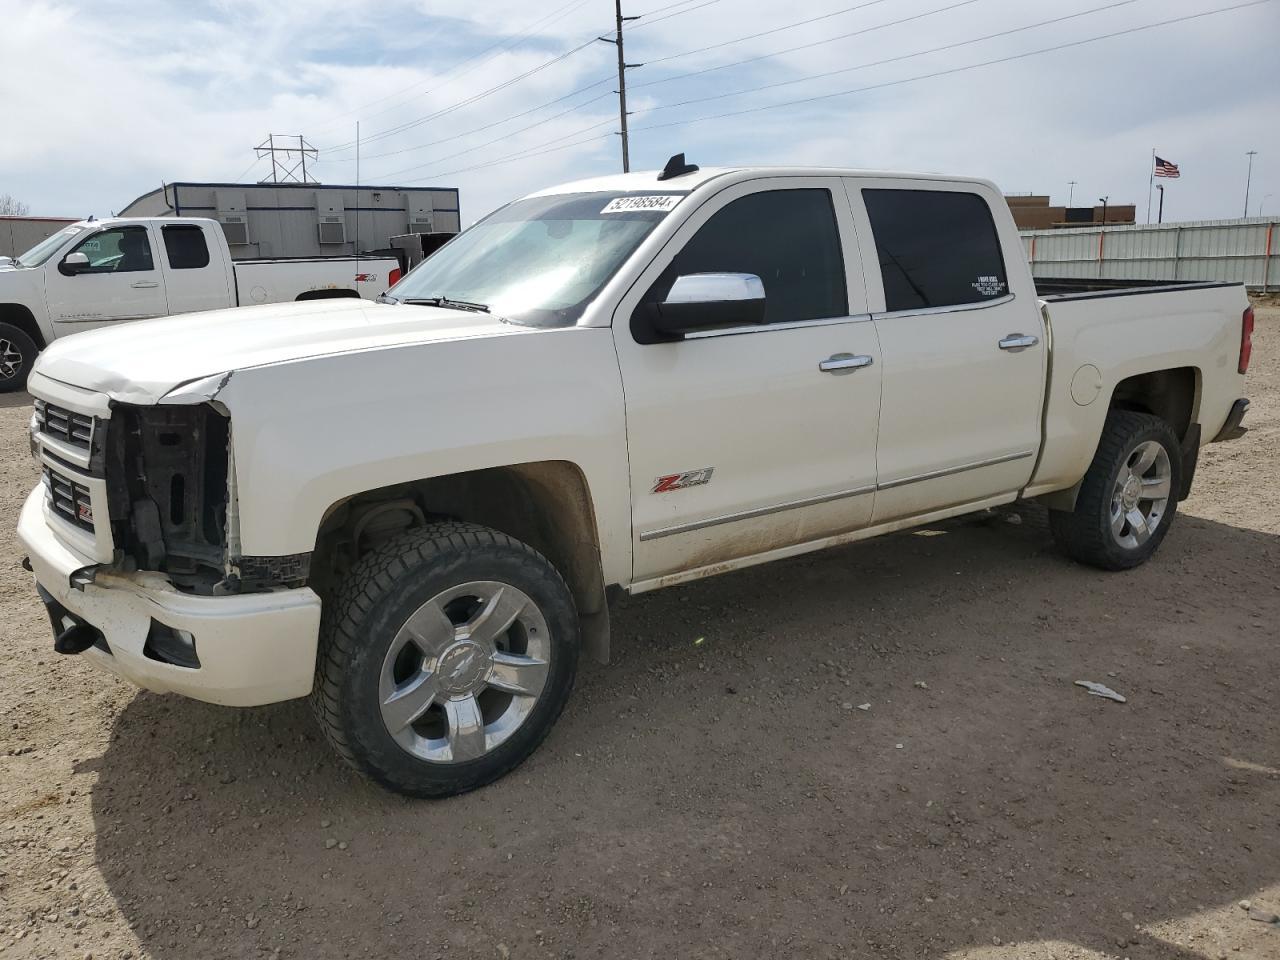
[1,0,1276,221]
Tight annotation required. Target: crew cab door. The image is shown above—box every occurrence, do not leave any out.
[844,180,1045,523]
[45,224,168,332]
[613,178,882,585]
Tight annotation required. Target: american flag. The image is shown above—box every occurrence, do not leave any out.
[1154,156,1181,179]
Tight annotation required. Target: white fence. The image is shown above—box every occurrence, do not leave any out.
[1020,216,1279,292]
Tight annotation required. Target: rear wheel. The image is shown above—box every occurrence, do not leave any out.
[1049,410,1182,570]
[0,322,38,393]
[312,522,579,797]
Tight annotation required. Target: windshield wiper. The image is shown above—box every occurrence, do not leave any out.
[402,296,490,314]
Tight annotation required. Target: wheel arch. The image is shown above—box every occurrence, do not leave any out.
[0,302,48,349]
[1037,365,1201,511]
[311,460,612,663]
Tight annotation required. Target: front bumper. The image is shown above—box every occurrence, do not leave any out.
[17,488,322,707]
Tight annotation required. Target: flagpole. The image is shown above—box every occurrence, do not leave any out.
[1146,147,1155,224]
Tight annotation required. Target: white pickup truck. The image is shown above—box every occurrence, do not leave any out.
[18,158,1252,798]
[0,216,400,391]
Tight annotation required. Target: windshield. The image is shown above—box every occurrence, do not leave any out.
[14,226,83,267]
[386,191,684,327]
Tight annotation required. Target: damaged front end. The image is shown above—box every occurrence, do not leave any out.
[33,387,307,597]
[105,403,235,594]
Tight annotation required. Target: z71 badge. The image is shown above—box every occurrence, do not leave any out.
[652,467,714,493]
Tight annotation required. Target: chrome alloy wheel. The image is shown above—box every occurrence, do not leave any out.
[0,339,21,381]
[378,581,551,764]
[1109,439,1173,550]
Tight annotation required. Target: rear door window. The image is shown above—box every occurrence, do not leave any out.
[862,189,1008,312]
[162,225,211,269]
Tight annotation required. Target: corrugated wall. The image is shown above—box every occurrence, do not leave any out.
[1021,216,1279,290]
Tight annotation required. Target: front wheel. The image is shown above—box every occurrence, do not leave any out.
[1049,410,1182,570]
[0,322,39,393]
[312,522,579,798]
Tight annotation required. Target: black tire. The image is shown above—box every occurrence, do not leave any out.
[0,322,39,394]
[312,521,579,798]
[1049,410,1182,571]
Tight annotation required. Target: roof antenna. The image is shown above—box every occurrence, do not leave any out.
[657,152,699,181]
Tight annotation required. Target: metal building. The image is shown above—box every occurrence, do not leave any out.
[119,181,460,260]
[1022,216,1278,291]
[0,215,79,259]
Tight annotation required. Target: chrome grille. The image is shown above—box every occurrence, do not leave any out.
[43,465,95,533]
[34,399,96,453]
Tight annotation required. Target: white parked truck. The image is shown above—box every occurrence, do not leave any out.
[0,216,400,390]
[18,158,1252,797]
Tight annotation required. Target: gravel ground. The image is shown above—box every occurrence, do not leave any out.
[2,305,1278,960]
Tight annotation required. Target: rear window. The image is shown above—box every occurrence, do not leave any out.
[162,224,211,270]
[862,189,1008,312]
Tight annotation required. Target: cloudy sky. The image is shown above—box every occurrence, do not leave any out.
[2,0,1277,224]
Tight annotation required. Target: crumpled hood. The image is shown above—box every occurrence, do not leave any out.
[33,298,525,404]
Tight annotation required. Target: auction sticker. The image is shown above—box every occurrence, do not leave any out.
[601,195,682,214]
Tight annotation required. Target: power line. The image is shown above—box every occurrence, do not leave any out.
[634,0,1143,107]
[321,36,603,152]
[308,0,597,136]
[629,0,993,93]
[628,0,723,30]
[318,0,717,154]
[629,0,1274,130]
[367,95,617,180]
[231,154,267,182]
[394,0,1270,184]
[640,0,897,67]
[320,76,615,165]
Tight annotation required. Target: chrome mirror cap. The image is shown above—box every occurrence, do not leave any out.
[665,272,765,304]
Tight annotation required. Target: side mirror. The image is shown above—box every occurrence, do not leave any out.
[58,252,90,276]
[648,273,766,337]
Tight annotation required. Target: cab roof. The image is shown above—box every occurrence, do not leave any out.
[525,164,998,200]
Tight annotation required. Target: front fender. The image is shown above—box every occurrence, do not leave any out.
[218,327,633,587]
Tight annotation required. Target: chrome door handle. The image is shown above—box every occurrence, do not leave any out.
[998,333,1038,351]
[130,280,159,289]
[819,353,874,374]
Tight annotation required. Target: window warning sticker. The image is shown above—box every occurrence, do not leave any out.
[601,195,683,214]
[972,275,1007,297]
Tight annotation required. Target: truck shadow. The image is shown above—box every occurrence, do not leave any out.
[87,507,1280,959]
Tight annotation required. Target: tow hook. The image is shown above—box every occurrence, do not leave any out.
[54,622,103,656]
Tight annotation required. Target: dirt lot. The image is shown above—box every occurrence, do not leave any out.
[2,306,1278,960]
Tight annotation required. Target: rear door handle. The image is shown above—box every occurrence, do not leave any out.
[819,353,874,374]
[998,333,1038,351]
[130,280,159,289]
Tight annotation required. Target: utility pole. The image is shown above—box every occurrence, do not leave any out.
[1244,150,1257,218]
[254,134,319,184]
[599,1,640,172]
[1067,180,1077,207]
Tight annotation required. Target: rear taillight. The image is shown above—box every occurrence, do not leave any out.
[388,267,402,287]
[1239,305,1254,375]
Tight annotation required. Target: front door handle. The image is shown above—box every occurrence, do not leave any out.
[819,353,874,374]
[998,333,1039,351]
[130,280,159,289]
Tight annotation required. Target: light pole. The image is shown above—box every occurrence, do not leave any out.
[1157,184,1165,223]
[1068,180,1077,206]
[1099,196,1109,225]
[1244,150,1257,218]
